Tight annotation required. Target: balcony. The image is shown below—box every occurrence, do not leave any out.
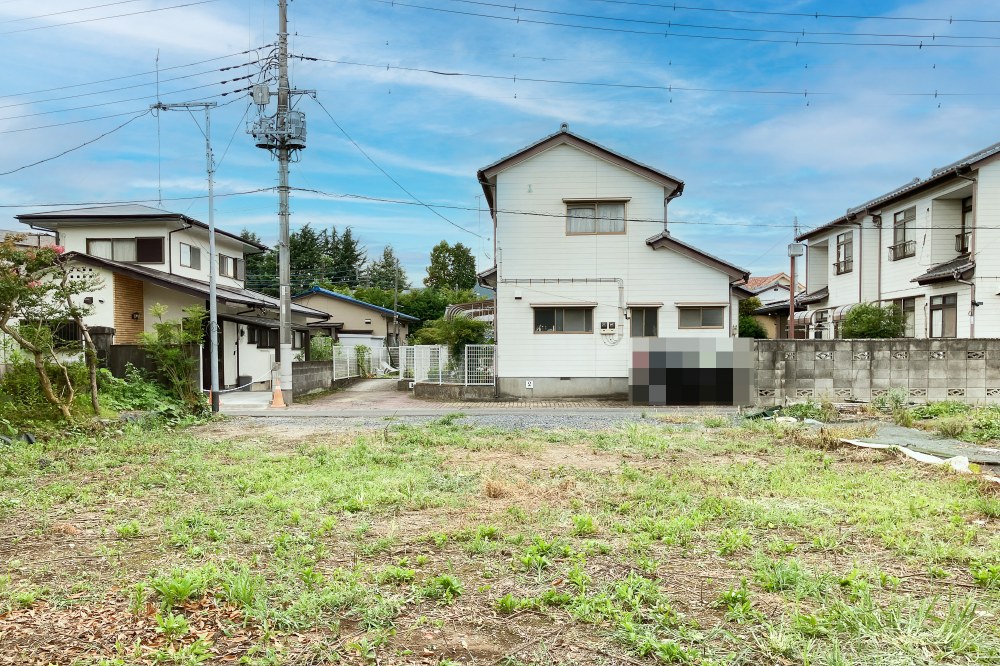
[956,232,971,254]
[888,240,916,261]
[833,259,853,275]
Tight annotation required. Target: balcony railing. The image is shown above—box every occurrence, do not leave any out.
[833,259,853,275]
[956,232,971,254]
[888,240,916,261]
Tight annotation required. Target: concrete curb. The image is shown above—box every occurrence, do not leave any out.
[220,407,741,418]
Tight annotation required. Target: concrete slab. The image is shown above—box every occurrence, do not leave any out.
[218,391,273,411]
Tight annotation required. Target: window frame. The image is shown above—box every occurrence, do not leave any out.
[677,306,726,330]
[565,200,628,236]
[630,307,659,338]
[179,242,201,269]
[292,330,305,350]
[890,206,917,261]
[135,237,165,264]
[893,297,916,338]
[835,231,853,274]
[958,197,973,253]
[218,254,245,279]
[533,307,595,334]
[86,237,138,262]
[247,326,258,345]
[929,293,958,338]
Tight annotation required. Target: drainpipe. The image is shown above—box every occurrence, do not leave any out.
[955,171,977,338]
[168,219,192,274]
[663,185,684,234]
[871,213,883,304]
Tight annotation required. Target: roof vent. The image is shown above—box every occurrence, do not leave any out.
[560,122,568,132]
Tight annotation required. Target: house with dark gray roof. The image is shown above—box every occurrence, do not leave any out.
[14,205,331,393]
[792,138,1000,349]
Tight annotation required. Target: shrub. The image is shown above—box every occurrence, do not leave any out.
[912,401,971,419]
[137,304,206,411]
[780,399,825,420]
[97,364,178,412]
[410,317,490,357]
[308,336,337,361]
[840,302,906,338]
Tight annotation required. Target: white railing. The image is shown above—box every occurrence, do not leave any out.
[400,344,495,386]
[331,345,400,380]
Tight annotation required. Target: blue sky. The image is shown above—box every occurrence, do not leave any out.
[3,0,1000,287]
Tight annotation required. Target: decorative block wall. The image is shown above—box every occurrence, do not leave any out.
[754,339,1000,406]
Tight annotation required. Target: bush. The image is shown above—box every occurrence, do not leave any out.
[308,336,336,361]
[137,304,206,412]
[411,317,490,357]
[97,364,179,412]
[912,401,971,420]
[739,315,768,339]
[840,303,906,338]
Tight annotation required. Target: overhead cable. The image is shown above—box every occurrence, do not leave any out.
[366,0,1000,48]
[310,96,484,239]
[0,45,273,100]
[0,110,149,177]
[0,0,223,35]
[0,0,147,25]
[0,188,275,208]
[439,0,1000,41]
[578,0,1000,25]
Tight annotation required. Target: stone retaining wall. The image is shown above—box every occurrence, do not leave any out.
[755,339,1000,406]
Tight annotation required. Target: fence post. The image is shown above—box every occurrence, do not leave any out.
[464,347,468,386]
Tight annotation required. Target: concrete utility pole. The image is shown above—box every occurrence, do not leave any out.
[249,0,314,405]
[393,258,399,346]
[151,101,220,412]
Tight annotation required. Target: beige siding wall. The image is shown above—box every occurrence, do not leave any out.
[113,273,145,343]
[294,293,409,339]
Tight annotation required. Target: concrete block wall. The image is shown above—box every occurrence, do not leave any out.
[291,360,360,397]
[755,339,1000,406]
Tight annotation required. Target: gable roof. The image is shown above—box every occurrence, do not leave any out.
[645,231,748,281]
[17,204,269,254]
[64,252,329,319]
[292,287,420,322]
[797,138,1000,242]
[477,124,684,212]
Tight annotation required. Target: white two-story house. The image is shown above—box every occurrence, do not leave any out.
[795,139,1000,340]
[476,124,750,402]
[14,204,331,392]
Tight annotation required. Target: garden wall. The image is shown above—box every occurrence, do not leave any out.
[755,339,1000,406]
[291,360,360,398]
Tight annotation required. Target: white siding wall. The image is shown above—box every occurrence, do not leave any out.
[143,284,201,333]
[974,161,1000,337]
[805,241,829,293]
[494,143,735,379]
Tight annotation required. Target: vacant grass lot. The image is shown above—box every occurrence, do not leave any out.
[2,415,999,665]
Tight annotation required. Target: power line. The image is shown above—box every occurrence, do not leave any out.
[0,77,255,122]
[297,55,991,98]
[0,0,224,35]
[0,110,149,177]
[577,0,1000,25]
[297,34,964,71]
[0,188,274,208]
[366,0,1000,48]
[0,0,147,25]
[0,45,273,100]
[438,0,1000,41]
[310,96,484,239]
[292,187,996,231]
[0,57,270,110]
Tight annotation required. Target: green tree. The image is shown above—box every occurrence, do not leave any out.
[411,317,490,358]
[240,228,277,296]
[368,245,408,290]
[137,303,207,411]
[841,302,906,338]
[424,241,477,290]
[0,237,102,421]
[334,227,366,286]
[737,296,768,339]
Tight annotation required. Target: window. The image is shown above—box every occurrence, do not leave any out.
[533,307,594,333]
[893,297,916,338]
[135,238,164,263]
[86,238,163,263]
[292,330,305,349]
[566,202,626,235]
[179,243,201,269]
[630,307,658,337]
[958,197,972,253]
[814,310,829,339]
[678,307,725,329]
[835,231,853,274]
[889,206,916,260]
[930,294,957,338]
[219,254,245,279]
[247,326,257,345]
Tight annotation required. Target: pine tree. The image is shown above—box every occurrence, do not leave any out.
[368,245,408,290]
[335,227,367,286]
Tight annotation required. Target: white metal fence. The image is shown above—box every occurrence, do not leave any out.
[331,346,398,380]
[398,344,495,386]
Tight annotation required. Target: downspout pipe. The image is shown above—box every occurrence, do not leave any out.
[168,219,193,274]
[954,170,977,338]
[663,184,684,234]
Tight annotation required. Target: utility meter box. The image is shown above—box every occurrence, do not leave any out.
[600,321,616,335]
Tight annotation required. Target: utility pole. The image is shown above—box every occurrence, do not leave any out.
[249,0,315,405]
[151,101,220,412]
[393,258,399,347]
[788,217,804,340]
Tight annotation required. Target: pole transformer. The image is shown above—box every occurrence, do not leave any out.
[151,101,220,412]
[249,0,315,405]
